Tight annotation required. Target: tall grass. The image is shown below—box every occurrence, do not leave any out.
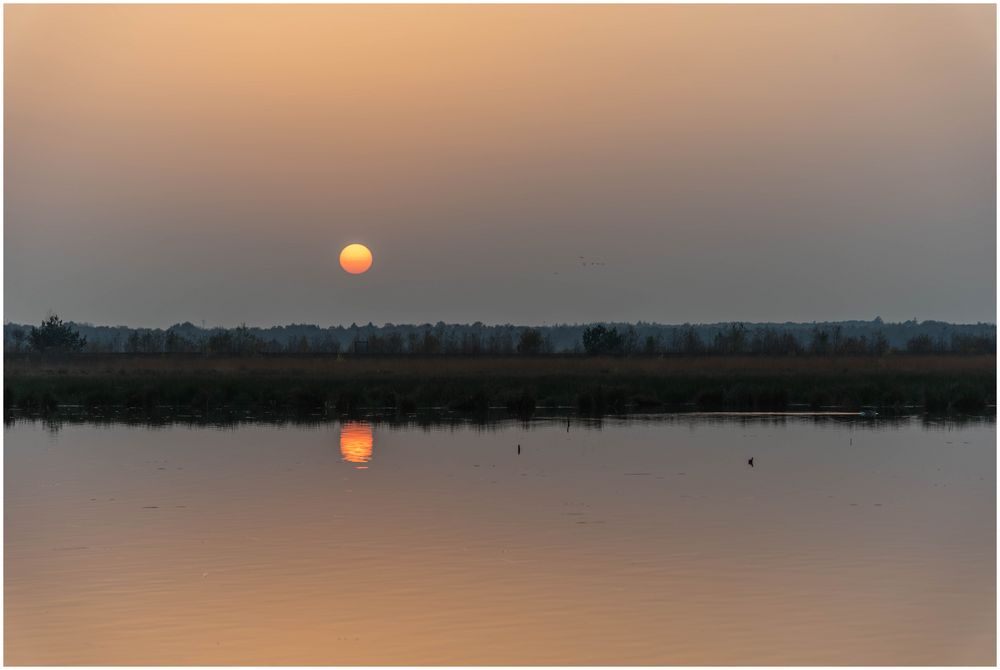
[5,354,994,416]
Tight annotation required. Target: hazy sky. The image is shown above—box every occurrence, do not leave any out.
[5,5,995,327]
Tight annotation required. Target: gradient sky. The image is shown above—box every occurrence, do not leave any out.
[5,5,996,328]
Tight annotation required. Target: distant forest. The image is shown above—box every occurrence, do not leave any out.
[4,316,995,356]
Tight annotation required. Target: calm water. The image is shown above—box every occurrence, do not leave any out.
[5,414,995,665]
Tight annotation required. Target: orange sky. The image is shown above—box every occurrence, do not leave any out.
[5,5,995,326]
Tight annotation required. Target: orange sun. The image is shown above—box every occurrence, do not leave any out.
[339,243,373,274]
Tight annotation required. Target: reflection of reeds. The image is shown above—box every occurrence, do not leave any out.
[4,354,994,416]
[6,408,995,435]
[5,352,995,375]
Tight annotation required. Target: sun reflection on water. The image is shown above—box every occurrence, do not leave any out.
[340,422,373,468]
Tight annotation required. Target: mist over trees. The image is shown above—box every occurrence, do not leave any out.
[4,316,994,356]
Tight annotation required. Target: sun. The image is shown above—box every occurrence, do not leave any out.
[339,243,373,275]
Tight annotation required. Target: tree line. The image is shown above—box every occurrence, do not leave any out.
[5,314,995,356]
[579,323,993,356]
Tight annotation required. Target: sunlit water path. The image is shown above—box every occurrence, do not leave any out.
[5,415,995,664]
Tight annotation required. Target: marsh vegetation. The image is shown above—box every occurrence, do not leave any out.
[6,352,994,416]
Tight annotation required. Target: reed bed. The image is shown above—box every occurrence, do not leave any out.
[5,354,994,415]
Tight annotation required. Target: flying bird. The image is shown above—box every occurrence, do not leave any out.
[748,457,755,467]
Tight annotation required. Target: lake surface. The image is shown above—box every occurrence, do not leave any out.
[4,414,995,665]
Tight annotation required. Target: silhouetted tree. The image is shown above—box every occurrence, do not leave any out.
[382,332,405,354]
[582,325,625,355]
[206,330,234,354]
[164,329,196,353]
[671,325,704,355]
[623,326,639,355]
[311,332,340,353]
[809,328,831,355]
[517,328,545,355]
[839,335,869,355]
[712,323,748,355]
[8,327,26,353]
[906,334,935,354]
[419,329,441,354]
[459,331,483,355]
[231,324,265,355]
[870,331,890,356]
[125,330,165,353]
[487,329,514,355]
[749,327,802,355]
[289,335,311,353]
[950,333,995,355]
[28,314,86,353]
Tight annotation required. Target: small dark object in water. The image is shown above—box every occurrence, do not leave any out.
[748,457,754,467]
[517,444,521,455]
